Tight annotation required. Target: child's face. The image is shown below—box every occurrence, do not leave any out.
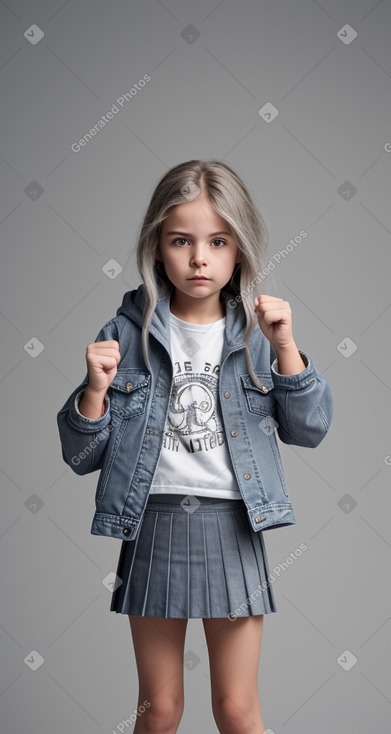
[156,193,241,308]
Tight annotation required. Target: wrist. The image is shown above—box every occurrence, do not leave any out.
[273,342,307,375]
[80,385,108,418]
[274,339,298,354]
[85,384,107,397]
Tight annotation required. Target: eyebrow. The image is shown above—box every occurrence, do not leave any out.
[165,230,232,237]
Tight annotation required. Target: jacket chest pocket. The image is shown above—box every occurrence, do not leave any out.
[240,373,275,416]
[108,369,151,418]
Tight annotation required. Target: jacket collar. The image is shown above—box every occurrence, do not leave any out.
[117,282,248,362]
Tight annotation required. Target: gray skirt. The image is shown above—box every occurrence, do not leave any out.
[110,493,277,619]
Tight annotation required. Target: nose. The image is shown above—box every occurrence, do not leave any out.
[190,243,208,266]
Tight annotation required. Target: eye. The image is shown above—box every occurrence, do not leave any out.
[212,239,226,247]
[171,238,226,247]
[172,238,189,246]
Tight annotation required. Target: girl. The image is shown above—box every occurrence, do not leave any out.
[57,160,333,734]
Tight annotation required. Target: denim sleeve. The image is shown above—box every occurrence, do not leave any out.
[269,345,333,448]
[56,317,119,475]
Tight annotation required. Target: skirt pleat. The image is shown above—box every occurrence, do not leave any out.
[110,493,277,618]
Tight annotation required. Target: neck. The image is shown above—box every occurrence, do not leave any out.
[169,291,226,324]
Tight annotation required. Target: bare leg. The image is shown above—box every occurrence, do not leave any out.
[128,615,188,734]
[202,615,266,734]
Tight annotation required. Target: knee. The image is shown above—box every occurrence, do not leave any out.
[212,694,259,734]
[141,695,184,732]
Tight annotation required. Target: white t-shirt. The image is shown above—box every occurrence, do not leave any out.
[149,311,242,499]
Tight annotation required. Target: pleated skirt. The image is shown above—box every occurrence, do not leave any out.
[110,493,277,619]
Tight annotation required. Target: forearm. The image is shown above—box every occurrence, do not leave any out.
[274,341,307,375]
[78,386,108,419]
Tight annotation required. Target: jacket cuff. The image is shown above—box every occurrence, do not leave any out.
[67,388,111,430]
[271,349,317,389]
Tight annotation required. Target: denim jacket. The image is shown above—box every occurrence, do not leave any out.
[56,283,333,541]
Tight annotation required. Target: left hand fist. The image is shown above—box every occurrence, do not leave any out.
[254,295,295,350]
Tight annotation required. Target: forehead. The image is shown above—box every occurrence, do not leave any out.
[162,196,232,234]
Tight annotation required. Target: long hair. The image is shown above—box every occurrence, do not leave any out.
[135,160,270,389]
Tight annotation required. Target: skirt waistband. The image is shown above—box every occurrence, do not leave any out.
[146,492,245,512]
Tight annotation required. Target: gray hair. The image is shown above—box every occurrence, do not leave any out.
[135,159,270,388]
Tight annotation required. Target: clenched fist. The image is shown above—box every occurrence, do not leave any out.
[85,340,121,393]
[77,340,121,420]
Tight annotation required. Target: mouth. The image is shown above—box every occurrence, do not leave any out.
[188,276,210,280]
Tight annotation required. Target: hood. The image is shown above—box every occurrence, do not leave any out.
[116,282,249,356]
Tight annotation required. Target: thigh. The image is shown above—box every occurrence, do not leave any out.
[128,615,189,699]
[202,615,264,698]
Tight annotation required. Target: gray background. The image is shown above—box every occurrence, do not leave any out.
[1,0,390,732]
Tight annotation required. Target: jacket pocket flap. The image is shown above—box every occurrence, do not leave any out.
[240,373,274,393]
[110,369,150,394]
[240,373,275,416]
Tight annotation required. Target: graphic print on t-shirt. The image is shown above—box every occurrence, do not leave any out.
[163,369,225,453]
[150,313,241,497]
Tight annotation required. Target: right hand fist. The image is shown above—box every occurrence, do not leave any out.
[85,340,121,393]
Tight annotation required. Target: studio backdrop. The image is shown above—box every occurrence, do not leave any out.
[0,1,390,733]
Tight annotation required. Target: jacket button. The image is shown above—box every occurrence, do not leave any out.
[243,473,251,480]
[255,516,266,523]
[260,385,268,393]
[231,429,238,437]
[123,527,131,536]
[224,391,230,398]
[126,382,133,391]
[135,477,140,482]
